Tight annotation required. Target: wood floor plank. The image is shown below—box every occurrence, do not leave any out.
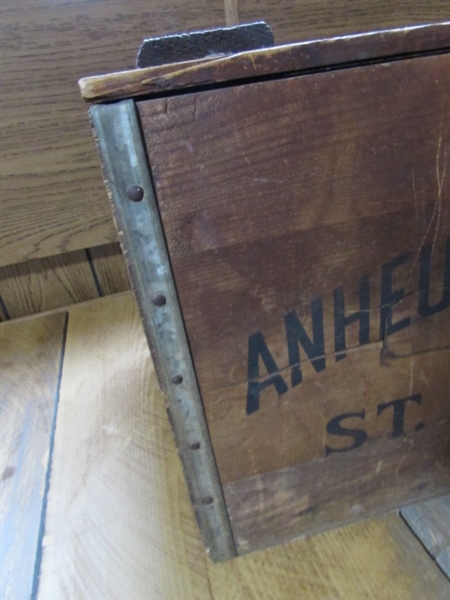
[37,294,212,600]
[207,513,450,600]
[402,495,450,578]
[0,312,67,600]
[34,292,449,599]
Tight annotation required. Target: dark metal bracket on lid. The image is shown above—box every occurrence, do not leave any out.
[137,21,274,68]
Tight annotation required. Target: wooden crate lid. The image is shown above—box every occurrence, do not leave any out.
[79,21,450,103]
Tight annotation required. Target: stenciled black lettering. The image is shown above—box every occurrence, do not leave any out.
[334,274,370,361]
[377,393,422,437]
[418,234,450,317]
[380,252,412,339]
[325,411,367,456]
[246,331,288,415]
[285,299,325,388]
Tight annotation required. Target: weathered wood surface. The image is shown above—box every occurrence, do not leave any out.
[224,419,449,553]
[0,0,225,266]
[0,250,99,319]
[402,495,450,578]
[137,51,450,550]
[2,3,448,267]
[0,312,67,600]
[0,243,130,320]
[80,21,450,102]
[37,294,214,598]
[239,0,450,44]
[88,243,131,297]
[0,292,443,598]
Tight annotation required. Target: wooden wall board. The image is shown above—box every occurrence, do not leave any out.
[134,49,450,551]
[88,243,131,296]
[402,495,450,578]
[238,0,450,44]
[205,345,449,483]
[0,298,8,322]
[0,311,67,600]
[0,0,225,266]
[0,249,100,319]
[0,243,131,320]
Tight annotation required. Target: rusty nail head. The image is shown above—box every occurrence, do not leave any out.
[190,442,201,451]
[152,294,166,307]
[171,375,183,385]
[127,185,144,202]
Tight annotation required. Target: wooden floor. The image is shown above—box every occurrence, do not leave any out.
[1,292,449,600]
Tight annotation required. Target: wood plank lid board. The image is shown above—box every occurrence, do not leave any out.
[81,22,450,561]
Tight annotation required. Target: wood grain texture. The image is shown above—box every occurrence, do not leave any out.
[0,243,131,320]
[205,344,450,483]
[88,243,131,296]
[2,2,448,267]
[224,418,450,554]
[0,0,225,266]
[0,312,67,600]
[402,495,450,577]
[37,294,213,599]
[224,0,240,26]
[0,293,448,597]
[136,51,450,550]
[207,513,450,600]
[239,0,450,44]
[17,293,447,598]
[0,249,99,319]
[138,54,449,418]
[80,21,450,102]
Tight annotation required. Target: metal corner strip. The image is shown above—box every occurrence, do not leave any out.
[90,99,236,561]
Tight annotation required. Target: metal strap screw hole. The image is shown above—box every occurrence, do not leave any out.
[127,185,144,202]
[152,294,166,306]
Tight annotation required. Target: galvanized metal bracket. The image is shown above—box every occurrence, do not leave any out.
[90,100,236,561]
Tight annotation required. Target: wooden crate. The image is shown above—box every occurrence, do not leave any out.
[81,22,450,561]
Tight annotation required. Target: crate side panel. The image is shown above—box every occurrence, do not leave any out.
[137,52,450,549]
